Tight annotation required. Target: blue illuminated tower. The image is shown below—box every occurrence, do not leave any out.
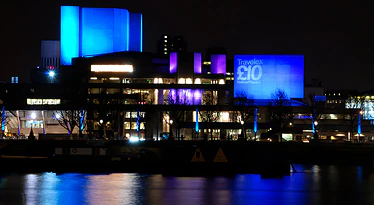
[60,6,143,65]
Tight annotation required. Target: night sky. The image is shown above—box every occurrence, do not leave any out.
[1,0,372,91]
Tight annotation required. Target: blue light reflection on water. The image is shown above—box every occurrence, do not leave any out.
[2,165,374,205]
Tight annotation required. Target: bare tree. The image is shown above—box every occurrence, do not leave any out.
[53,110,85,139]
[268,89,293,142]
[233,92,254,140]
[166,94,190,140]
[199,91,221,140]
[307,93,326,140]
[344,96,366,141]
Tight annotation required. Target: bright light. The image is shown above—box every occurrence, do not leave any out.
[194,78,201,84]
[186,78,193,84]
[99,119,103,124]
[109,77,120,80]
[48,71,55,77]
[314,121,318,126]
[241,121,244,125]
[219,79,225,84]
[31,112,36,119]
[129,136,139,142]
[55,113,61,119]
[164,35,167,39]
[178,78,185,84]
[169,120,173,125]
[90,77,98,80]
[91,65,133,72]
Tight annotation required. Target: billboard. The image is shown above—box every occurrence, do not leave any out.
[234,55,304,99]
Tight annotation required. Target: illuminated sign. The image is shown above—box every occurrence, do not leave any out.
[91,65,134,72]
[27,99,61,105]
[234,55,304,99]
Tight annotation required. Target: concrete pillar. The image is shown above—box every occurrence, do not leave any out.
[41,110,46,134]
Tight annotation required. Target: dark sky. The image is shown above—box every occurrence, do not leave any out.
[1,0,373,91]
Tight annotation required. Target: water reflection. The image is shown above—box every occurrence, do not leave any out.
[1,165,374,205]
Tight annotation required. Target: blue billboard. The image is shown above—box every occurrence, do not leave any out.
[234,55,304,99]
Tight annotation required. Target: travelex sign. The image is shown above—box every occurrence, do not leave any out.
[234,55,304,99]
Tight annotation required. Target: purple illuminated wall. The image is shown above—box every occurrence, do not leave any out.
[211,54,226,74]
[168,89,202,105]
[194,53,202,74]
[169,52,177,74]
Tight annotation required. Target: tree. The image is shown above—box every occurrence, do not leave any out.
[166,94,190,140]
[307,94,326,140]
[344,96,366,141]
[199,91,221,140]
[53,109,86,139]
[268,89,293,142]
[233,92,254,140]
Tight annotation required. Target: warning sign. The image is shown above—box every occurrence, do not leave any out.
[191,148,205,162]
[213,148,228,162]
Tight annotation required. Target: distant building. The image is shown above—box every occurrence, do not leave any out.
[157,35,187,56]
[40,40,60,70]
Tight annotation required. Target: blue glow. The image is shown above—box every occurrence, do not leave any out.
[130,13,143,52]
[195,108,199,132]
[1,106,5,132]
[234,55,304,99]
[60,6,80,65]
[358,113,362,135]
[79,109,84,131]
[81,8,130,56]
[48,71,55,77]
[253,108,258,133]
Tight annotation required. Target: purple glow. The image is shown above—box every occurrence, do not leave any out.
[169,52,177,74]
[211,54,226,74]
[168,89,202,105]
[194,53,202,74]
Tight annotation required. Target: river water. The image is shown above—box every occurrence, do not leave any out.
[1,164,373,205]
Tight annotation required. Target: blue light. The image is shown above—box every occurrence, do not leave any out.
[130,13,143,52]
[234,55,304,99]
[253,108,258,133]
[195,108,199,132]
[60,6,80,65]
[81,8,130,56]
[1,106,5,133]
[358,113,362,135]
[48,71,55,77]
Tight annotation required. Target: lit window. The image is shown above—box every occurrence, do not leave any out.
[333,93,335,96]
[164,40,167,43]
[338,93,341,96]
[194,78,201,84]
[186,78,193,84]
[219,79,225,84]
[164,52,167,55]
[164,35,167,39]
[164,44,167,47]
[178,78,185,84]
[164,48,167,51]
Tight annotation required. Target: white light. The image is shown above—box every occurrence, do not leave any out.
[154,78,159,84]
[55,113,61,119]
[186,78,193,84]
[178,78,185,84]
[99,119,103,124]
[91,65,133,72]
[48,71,55,77]
[164,48,167,51]
[90,77,97,80]
[164,40,167,42]
[129,136,139,142]
[31,112,36,119]
[109,77,120,80]
[219,79,225,84]
[194,78,201,84]
[170,120,173,124]
[164,35,167,39]
[164,52,167,55]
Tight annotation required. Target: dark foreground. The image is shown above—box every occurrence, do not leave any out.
[1,140,374,177]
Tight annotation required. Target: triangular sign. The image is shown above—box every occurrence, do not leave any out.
[214,148,228,162]
[191,148,205,162]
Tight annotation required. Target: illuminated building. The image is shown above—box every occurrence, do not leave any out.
[60,6,143,65]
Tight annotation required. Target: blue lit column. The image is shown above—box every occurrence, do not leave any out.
[60,6,80,65]
[358,110,362,142]
[1,106,5,135]
[195,108,199,138]
[253,108,258,141]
